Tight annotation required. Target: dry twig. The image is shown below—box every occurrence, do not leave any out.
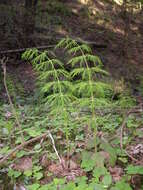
[0,130,64,168]
[1,57,25,143]
[0,45,55,55]
[0,131,49,165]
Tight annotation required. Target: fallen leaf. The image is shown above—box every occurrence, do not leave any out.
[12,157,32,172]
[48,157,84,181]
[109,166,123,182]
[40,154,50,167]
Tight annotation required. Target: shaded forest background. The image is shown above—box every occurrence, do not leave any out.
[0,0,143,88]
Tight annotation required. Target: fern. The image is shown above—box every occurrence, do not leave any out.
[22,37,112,154]
[68,55,103,67]
[70,67,108,80]
[22,49,75,159]
[38,69,69,81]
[22,48,38,61]
[56,37,110,152]
[68,44,92,54]
[41,81,73,95]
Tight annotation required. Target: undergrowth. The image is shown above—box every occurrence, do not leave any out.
[0,38,143,190]
[22,38,112,153]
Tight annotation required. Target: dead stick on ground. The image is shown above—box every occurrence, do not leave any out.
[1,57,25,143]
[125,150,141,164]
[0,37,107,55]
[0,45,55,55]
[120,113,129,150]
[48,132,65,169]
[0,130,64,168]
[0,131,49,165]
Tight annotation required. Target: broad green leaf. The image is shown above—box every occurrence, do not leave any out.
[75,176,87,185]
[8,169,22,178]
[81,151,104,171]
[25,128,42,137]
[34,172,43,180]
[86,137,96,149]
[53,178,66,185]
[63,182,76,190]
[81,151,95,171]
[114,180,132,190]
[102,174,112,187]
[75,183,88,190]
[126,165,143,175]
[100,142,117,166]
[94,184,105,190]
[27,183,40,190]
[16,150,27,158]
[33,166,42,172]
[34,144,41,150]
[93,167,108,181]
[0,146,10,154]
[24,170,32,177]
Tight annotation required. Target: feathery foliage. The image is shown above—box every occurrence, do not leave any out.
[22,37,112,153]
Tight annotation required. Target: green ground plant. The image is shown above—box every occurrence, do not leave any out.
[22,38,111,153]
[0,38,143,189]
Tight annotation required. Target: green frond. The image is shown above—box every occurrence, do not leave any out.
[76,97,92,107]
[58,80,73,91]
[34,59,64,72]
[45,92,75,107]
[73,97,111,111]
[94,82,112,90]
[56,69,70,79]
[56,37,77,50]
[22,48,38,61]
[41,80,73,94]
[68,44,92,55]
[47,59,64,68]
[22,38,112,130]
[45,93,59,106]
[41,81,56,93]
[32,51,48,66]
[38,69,70,81]
[73,81,92,97]
[86,55,103,66]
[34,61,49,71]
[73,81,112,98]
[70,68,85,78]
[70,67,109,80]
[90,67,109,76]
[64,39,77,50]
[55,38,67,49]
[94,82,112,98]
[94,98,111,108]
[68,55,86,66]
[68,54,103,67]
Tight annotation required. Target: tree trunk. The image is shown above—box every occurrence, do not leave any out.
[122,0,130,64]
[23,0,38,46]
[25,0,38,8]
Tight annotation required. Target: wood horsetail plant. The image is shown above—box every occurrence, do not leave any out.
[22,37,111,153]
[56,38,110,152]
[22,49,75,158]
